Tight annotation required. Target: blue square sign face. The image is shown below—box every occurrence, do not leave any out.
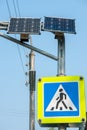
[44,82,79,117]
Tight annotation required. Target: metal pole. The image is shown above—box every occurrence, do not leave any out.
[59,125,66,130]
[29,36,36,130]
[0,32,58,61]
[55,33,66,130]
[55,33,65,75]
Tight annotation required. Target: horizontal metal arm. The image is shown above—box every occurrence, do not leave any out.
[0,32,58,61]
[0,27,8,30]
[0,22,9,30]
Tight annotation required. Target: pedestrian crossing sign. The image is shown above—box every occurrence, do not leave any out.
[37,76,86,125]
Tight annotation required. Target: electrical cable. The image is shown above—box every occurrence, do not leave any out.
[3,0,29,120]
[13,0,17,17]
[5,0,28,80]
[17,44,25,74]
[15,0,30,79]
[5,0,11,18]
[12,0,28,78]
[16,0,21,17]
[15,0,27,57]
[16,0,28,59]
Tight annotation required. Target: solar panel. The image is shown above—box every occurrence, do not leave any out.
[43,17,76,34]
[8,18,41,34]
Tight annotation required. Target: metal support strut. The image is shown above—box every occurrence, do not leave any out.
[55,33,66,130]
[55,33,65,76]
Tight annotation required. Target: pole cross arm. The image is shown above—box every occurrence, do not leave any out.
[0,32,58,61]
[0,26,8,30]
[0,22,9,30]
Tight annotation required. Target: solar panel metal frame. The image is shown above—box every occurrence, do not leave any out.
[8,18,41,35]
[43,16,76,34]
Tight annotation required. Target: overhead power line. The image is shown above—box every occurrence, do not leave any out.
[5,0,28,80]
[12,0,27,78]
[6,0,11,17]
[17,44,25,74]
[13,0,21,17]
[13,0,17,17]
[16,0,21,17]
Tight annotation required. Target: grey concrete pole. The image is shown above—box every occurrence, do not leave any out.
[29,36,36,130]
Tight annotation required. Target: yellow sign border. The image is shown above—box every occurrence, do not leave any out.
[37,76,86,124]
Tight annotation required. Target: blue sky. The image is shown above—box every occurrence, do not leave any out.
[0,0,87,130]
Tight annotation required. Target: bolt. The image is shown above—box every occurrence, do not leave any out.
[38,119,42,124]
[82,118,85,122]
[38,78,41,82]
[80,76,83,80]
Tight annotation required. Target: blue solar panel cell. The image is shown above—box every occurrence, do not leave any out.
[44,17,76,34]
[8,18,41,34]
